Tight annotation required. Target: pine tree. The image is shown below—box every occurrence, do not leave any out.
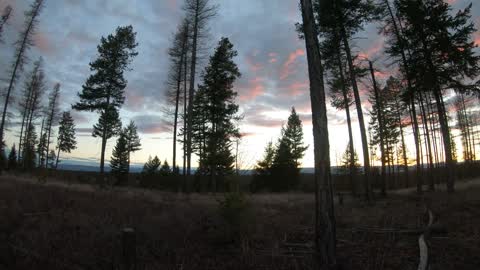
[47,150,55,169]
[193,37,241,191]
[159,160,172,176]
[37,126,48,168]
[18,58,46,161]
[251,141,276,192]
[142,156,161,175]
[123,120,141,173]
[55,112,77,169]
[184,0,218,176]
[271,134,298,191]
[299,0,336,265]
[283,107,308,166]
[73,25,138,174]
[44,83,60,167]
[165,19,190,172]
[7,144,17,171]
[0,0,45,161]
[23,123,37,171]
[110,130,129,184]
[340,143,360,175]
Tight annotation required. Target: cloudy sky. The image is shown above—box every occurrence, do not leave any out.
[0,0,479,169]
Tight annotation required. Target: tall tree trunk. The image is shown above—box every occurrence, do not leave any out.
[369,61,387,196]
[186,1,201,176]
[300,0,336,267]
[394,95,409,187]
[55,146,61,169]
[419,92,435,191]
[340,29,371,201]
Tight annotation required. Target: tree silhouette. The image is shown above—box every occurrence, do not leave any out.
[73,25,138,174]
[111,130,129,184]
[123,121,141,173]
[0,0,44,163]
[44,83,61,167]
[55,112,77,169]
[7,144,17,171]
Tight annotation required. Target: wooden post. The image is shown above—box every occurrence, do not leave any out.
[122,228,136,270]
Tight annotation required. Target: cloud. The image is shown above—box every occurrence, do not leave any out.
[280,48,305,80]
[132,114,171,134]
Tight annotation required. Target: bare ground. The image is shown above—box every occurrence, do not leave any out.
[0,174,479,270]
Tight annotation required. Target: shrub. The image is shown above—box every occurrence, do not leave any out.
[217,191,254,241]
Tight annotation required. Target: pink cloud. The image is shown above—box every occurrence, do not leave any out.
[34,32,53,55]
[269,52,278,63]
[286,81,308,96]
[280,48,305,80]
[245,55,263,73]
[359,38,384,60]
[239,77,265,101]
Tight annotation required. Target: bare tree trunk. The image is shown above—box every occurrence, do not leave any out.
[300,0,336,267]
[369,61,387,196]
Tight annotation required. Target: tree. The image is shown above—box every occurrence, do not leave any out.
[0,5,13,41]
[44,83,60,167]
[251,141,276,192]
[165,19,190,172]
[123,120,141,173]
[73,25,138,174]
[314,0,381,201]
[110,130,129,184]
[0,0,44,163]
[23,123,37,171]
[191,37,241,191]
[183,0,218,175]
[7,144,17,171]
[37,121,48,168]
[299,0,336,266]
[142,156,161,175]
[55,112,77,169]
[393,0,480,192]
[159,160,172,176]
[340,142,360,175]
[47,150,55,169]
[283,107,308,166]
[271,134,298,191]
[18,58,46,163]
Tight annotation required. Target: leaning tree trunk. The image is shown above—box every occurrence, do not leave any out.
[340,28,372,201]
[300,0,336,267]
[419,92,435,191]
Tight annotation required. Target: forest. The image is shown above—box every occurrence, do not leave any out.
[0,0,479,269]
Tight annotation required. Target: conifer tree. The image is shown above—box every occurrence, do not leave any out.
[183,0,218,175]
[192,37,241,190]
[0,0,45,160]
[251,141,276,192]
[7,144,17,171]
[73,25,138,174]
[55,112,77,169]
[23,123,37,170]
[110,130,129,183]
[123,120,141,173]
[283,107,308,166]
[44,83,60,167]
[159,160,172,176]
[142,156,161,175]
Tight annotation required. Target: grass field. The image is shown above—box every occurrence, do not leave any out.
[0,175,479,269]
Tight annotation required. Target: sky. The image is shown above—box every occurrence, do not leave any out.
[0,0,479,169]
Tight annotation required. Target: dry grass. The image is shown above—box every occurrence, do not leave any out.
[0,175,479,270]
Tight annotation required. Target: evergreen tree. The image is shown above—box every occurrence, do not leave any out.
[0,0,45,161]
[271,132,298,191]
[55,112,77,169]
[192,38,241,190]
[123,120,141,173]
[23,123,37,170]
[340,142,360,175]
[142,156,161,175]
[159,160,172,176]
[110,130,129,183]
[283,107,308,166]
[73,25,138,174]
[391,0,480,192]
[184,0,218,176]
[7,144,17,171]
[251,141,276,192]
[37,128,48,168]
[44,83,61,167]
